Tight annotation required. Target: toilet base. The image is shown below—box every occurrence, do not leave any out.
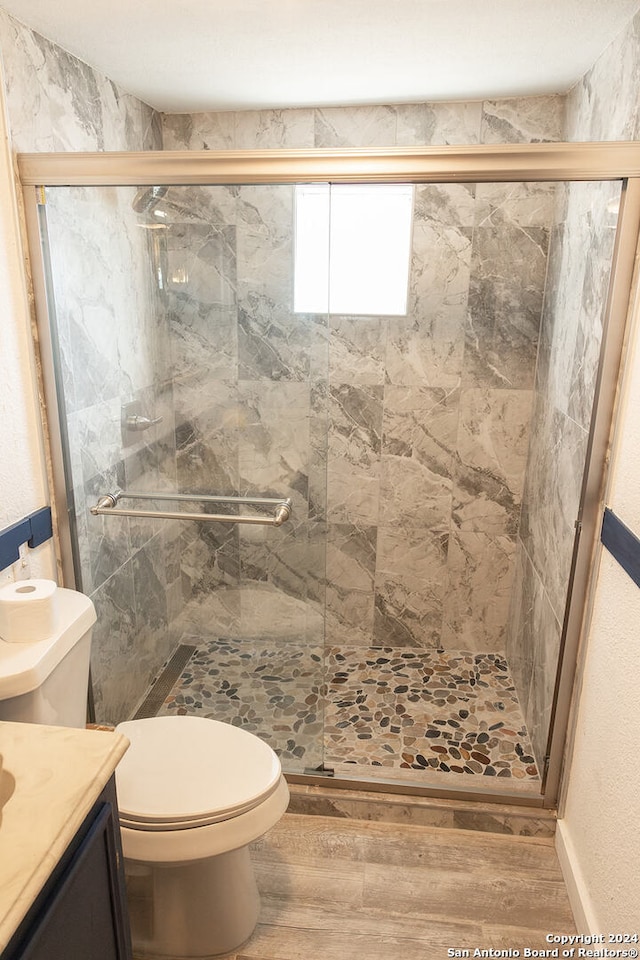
[125,846,261,958]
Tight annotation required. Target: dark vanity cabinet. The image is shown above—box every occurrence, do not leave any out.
[2,777,132,960]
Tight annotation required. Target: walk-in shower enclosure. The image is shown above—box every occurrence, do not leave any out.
[18,143,640,808]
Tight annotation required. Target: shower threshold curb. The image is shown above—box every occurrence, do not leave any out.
[285,781,556,838]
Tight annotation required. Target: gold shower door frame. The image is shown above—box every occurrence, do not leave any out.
[18,142,640,810]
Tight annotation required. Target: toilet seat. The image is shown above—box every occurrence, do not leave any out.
[119,776,290,864]
[115,715,282,831]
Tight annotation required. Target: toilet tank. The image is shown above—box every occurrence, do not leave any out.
[0,588,96,728]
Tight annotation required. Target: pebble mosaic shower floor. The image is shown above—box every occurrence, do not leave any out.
[152,638,540,783]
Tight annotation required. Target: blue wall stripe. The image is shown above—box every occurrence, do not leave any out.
[601,507,640,589]
[0,507,53,572]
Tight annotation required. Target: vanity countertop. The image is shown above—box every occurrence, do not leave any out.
[0,720,128,954]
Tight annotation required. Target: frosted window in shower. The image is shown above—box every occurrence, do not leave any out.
[294,183,413,315]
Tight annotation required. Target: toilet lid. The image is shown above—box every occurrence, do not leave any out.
[115,716,282,830]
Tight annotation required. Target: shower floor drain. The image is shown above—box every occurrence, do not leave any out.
[131,644,197,720]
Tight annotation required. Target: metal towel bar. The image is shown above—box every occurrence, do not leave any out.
[90,490,292,526]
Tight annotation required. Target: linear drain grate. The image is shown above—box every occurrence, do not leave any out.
[131,644,197,720]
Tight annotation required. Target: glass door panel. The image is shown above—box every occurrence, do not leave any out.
[40,181,329,774]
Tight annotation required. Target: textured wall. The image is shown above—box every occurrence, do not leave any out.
[558,7,640,931]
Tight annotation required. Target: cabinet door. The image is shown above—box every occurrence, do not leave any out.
[5,797,132,960]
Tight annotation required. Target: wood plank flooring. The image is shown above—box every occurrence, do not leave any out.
[135,811,576,960]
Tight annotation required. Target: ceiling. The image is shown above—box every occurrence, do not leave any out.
[1,0,640,114]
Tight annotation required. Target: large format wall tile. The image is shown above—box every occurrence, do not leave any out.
[162,111,235,150]
[235,108,315,149]
[396,101,482,145]
[374,527,449,646]
[474,182,557,229]
[520,404,588,620]
[89,561,138,724]
[174,376,240,495]
[506,547,562,768]
[314,105,397,147]
[442,532,516,651]
[465,224,548,389]
[329,316,388,386]
[325,522,377,645]
[327,384,383,526]
[453,389,532,536]
[481,96,565,144]
[409,221,473,328]
[237,380,311,508]
[415,182,477,228]
[382,385,459,484]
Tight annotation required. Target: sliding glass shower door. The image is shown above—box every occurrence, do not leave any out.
[34,164,624,803]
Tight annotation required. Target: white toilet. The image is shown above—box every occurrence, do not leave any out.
[0,586,289,959]
[115,715,289,958]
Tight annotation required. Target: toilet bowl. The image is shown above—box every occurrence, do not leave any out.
[115,715,289,959]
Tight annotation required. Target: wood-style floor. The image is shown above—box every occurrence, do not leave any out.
[213,812,576,960]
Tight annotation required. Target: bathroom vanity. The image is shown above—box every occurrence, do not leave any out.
[0,721,131,959]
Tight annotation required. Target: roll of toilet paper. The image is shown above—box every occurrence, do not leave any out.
[0,579,59,643]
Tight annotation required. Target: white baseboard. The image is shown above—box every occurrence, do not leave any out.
[555,819,598,934]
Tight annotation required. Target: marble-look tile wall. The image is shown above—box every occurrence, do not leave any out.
[161,97,563,655]
[0,11,182,723]
[504,7,638,763]
[506,184,621,762]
